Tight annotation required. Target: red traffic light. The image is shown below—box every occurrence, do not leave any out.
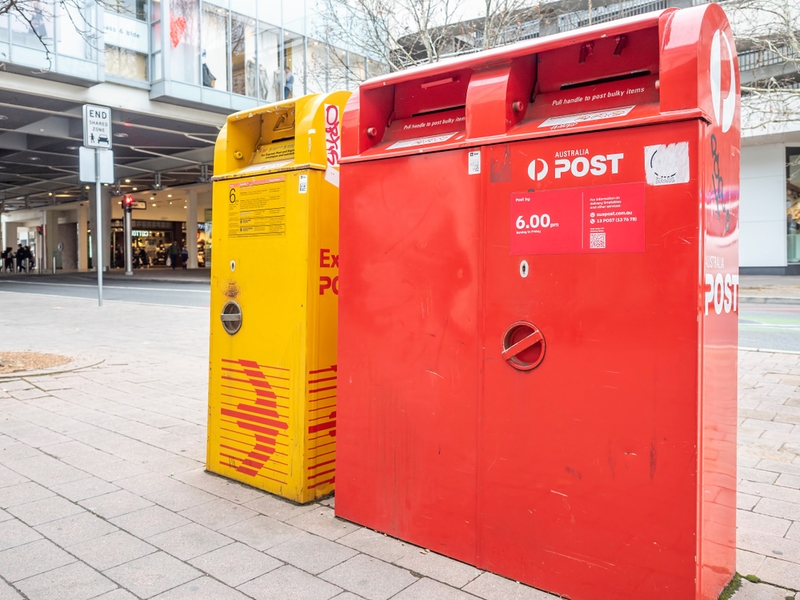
[123,196,135,207]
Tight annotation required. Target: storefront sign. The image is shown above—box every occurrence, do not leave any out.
[105,12,148,55]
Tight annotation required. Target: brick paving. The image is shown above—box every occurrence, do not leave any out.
[0,292,798,599]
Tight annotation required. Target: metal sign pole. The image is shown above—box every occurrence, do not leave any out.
[124,204,133,276]
[95,148,103,307]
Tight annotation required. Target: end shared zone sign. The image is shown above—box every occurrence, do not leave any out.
[82,104,112,149]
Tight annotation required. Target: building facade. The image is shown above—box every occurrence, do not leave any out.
[0,0,383,271]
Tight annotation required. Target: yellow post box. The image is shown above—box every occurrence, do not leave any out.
[207,91,350,503]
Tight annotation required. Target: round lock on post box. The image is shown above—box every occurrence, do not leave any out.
[501,321,545,371]
[220,301,243,335]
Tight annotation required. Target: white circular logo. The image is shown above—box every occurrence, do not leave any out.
[527,158,548,181]
[710,29,736,133]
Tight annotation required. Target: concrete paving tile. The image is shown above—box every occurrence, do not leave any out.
[754,497,800,521]
[733,579,796,599]
[0,539,76,582]
[739,467,780,484]
[737,529,800,563]
[9,455,87,485]
[237,565,342,600]
[243,493,318,522]
[67,530,156,571]
[0,442,41,464]
[15,561,116,600]
[0,481,54,508]
[266,532,358,575]
[788,522,800,541]
[110,505,190,539]
[35,512,117,547]
[152,576,251,600]
[330,594,365,600]
[146,522,232,560]
[39,440,98,459]
[0,580,22,599]
[88,590,138,600]
[392,578,482,600]
[395,551,481,589]
[114,472,173,495]
[218,515,303,551]
[737,549,767,576]
[51,476,119,502]
[87,460,151,482]
[173,468,263,504]
[0,507,11,522]
[79,490,154,519]
[189,541,283,587]
[0,518,43,551]
[738,493,762,511]
[179,497,257,530]
[337,529,415,563]
[287,507,361,541]
[8,495,84,526]
[104,551,201,599]
[142,479,217,511]
[320,554,417,600]
[756,556,800,590]
[0,464,28,488]
[737,509,792,537]
[463,573,559,600]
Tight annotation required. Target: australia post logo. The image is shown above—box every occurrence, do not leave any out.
[528,151,624,181]
[710,29,736,134]
[324,104,341,167]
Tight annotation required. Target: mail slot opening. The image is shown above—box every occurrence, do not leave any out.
[560,69,652,91]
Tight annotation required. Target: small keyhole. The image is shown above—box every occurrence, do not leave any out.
[520,260,529,278]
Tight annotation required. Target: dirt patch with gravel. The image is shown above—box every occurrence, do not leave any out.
[0,352,71,374]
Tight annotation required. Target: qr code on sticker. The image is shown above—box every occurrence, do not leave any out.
[590,232,606,249]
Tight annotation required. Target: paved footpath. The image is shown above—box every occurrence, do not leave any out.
[0,292,798,600]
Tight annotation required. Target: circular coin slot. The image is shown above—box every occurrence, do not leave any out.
[519,260,529,278]
[502,321,545,371]
[220,301,243,335]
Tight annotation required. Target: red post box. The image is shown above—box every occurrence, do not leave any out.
[337,4,739,600]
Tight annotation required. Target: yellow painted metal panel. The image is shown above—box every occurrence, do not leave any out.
[207,91,349,503]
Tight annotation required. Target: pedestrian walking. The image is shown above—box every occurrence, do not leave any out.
[180,246,188,269]
[1,247,12,272]
[167,241,180,270]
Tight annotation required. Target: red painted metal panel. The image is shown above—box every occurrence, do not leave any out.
[338,4,739,599]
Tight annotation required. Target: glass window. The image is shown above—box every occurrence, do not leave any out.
[0,15,9,44]
[256,0,279,28]
[231,11,256,97]
[306,40,327,95]
[367,58,387,79]
[281,0,304,35]
[283,34,303,98]
[152,0,161,21]
[107,0,147,20]
[171,0,200,85]
[58,0,94,60]
[202,3,228,90]
[330,46,348,92]
[348,53,366,89]
[12,0,54,51]
[257,25,279,102]
[106,45,146,79]
[788,148,800,264]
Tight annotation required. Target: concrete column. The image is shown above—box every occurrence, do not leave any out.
[198,189,212,269]
[102,187,112,271]
[186,189,198,268]
[90,188,113,271]
[78,203,89,271]
[3,219,18,253]
[44,210,59,271]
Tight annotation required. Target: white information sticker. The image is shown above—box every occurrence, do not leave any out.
[324,165,340,188]
[387,132,458,150]
[644,142,690,186]
[299,174,308,194]
[468,151,481,175]
[539,106,636,129]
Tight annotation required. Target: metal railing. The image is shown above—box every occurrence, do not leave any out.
[738,45,798,71]
[558,0,668,32]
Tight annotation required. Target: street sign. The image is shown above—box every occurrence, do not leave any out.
[82,104,112,149]
[79,147,114,183]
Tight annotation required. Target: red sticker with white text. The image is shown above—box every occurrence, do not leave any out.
[510,183,645,255]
